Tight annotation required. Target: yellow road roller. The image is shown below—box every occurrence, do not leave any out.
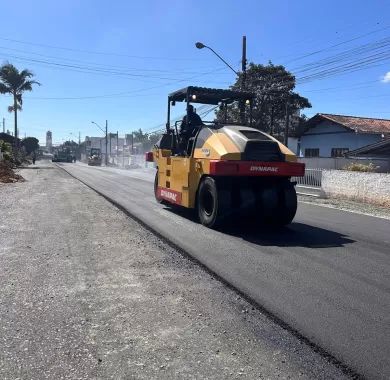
[146,86,305,228]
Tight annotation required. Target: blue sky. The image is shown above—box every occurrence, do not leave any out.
[0,0,389,144]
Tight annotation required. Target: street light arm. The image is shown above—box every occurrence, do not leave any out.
[91,121,105,134]
[204,45,239,76]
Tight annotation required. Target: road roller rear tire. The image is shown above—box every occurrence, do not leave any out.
[257,182,297,227]
[266,183,297,226]
[197,177,230,228]
[277,183,298,226]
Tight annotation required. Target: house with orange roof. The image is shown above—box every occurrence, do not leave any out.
[298,114,390,158]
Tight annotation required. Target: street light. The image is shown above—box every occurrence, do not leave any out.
[196,37,247,123]
[91,121,104,133]
[195,41,238,75]
[91,120,108,166]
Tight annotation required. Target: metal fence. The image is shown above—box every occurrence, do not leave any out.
[292,168,323,188]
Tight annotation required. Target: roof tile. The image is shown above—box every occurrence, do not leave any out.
[319,113,390,134]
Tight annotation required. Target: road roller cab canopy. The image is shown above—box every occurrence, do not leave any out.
[166,86,255,131]
[168,86,255,105]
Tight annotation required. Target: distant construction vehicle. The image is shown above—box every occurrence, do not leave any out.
[88,148,102,166]
[146,86,305,228]
[52,147,74,163]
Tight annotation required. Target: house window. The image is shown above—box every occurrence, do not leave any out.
[305,148,319,157]
[331,148,349,157]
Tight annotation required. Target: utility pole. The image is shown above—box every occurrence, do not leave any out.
[105,120,108,166]
[240,36,247,124]
[2,118,4,133]
[242,35,247,90]
[131,132,134,155]
[78,132,81,160]
[116,131,119,157]
[284,97,290,146]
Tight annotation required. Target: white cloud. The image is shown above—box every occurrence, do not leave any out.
[382,72,390,83]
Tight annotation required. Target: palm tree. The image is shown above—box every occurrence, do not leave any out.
[132,128,148,142]
[0,63,40,141]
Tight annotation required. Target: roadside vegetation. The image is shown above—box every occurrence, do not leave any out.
[0,63,40,182]
[342,162,378,172]
[0,140,12,161]
[0,138,24,182]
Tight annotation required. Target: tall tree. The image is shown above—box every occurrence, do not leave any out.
[217,62,311,138]
[63,140,78,148]
[0,63,40,141]
[22,137,39,155]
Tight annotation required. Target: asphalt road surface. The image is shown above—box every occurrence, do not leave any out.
[60,162,390,379]
[3,164,352,379]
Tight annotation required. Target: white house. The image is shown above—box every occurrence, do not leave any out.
[298,114,390,158]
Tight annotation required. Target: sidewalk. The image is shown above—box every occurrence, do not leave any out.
[0,163,347,379]
[299,194,390,220]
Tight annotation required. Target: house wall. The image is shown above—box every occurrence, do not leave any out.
[287,137,299,155]
[299,120,382,157]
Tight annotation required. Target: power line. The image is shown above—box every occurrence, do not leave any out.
[1,51,234,95]
[265,21,389,62]
[0,45,227,75]
[282,25,390,65]
[145,104,215,133]
[0,36,206,61]
[1,31,388,113]
[299,80,379,93]
[1,53,208,80]
[292,37,390,73]
[240,33,390,91]
[3,31,387,97]
[242,36,390,89]
[294,38,390,73]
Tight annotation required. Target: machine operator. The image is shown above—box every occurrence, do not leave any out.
[179,104,203,153]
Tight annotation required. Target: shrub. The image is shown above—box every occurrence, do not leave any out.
[0,139,13,161]
[342,162,378,172]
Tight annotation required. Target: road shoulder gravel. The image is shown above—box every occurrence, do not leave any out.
[299,194,390,220]
[0,163,349,379]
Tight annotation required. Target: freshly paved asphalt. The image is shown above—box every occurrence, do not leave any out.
[60,162,390,379]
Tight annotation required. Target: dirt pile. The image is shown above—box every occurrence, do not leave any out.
[0,162,25,183]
